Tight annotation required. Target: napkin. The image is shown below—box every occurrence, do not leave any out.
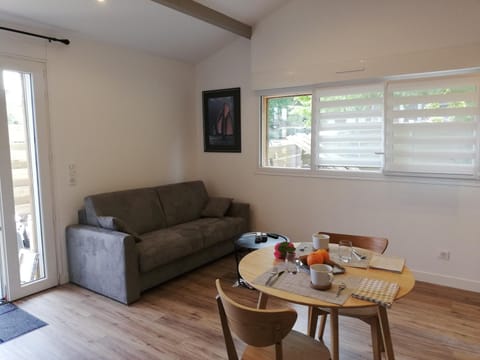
[369,255,405,273]
[352,278,400,308]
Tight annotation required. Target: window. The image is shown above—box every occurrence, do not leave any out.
[385,76,480,177]
[262,94,312,169]
[316,85,384,171]
[260,73,480,180]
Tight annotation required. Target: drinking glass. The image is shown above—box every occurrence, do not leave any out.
[339,240,352,263]
[284,252,297,274]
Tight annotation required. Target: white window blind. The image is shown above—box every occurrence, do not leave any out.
[385,76,480,177]
[315,85,384,171]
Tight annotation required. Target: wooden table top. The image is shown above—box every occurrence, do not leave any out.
[239,245,416,309]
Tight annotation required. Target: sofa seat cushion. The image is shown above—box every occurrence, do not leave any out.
[137,227,203,273]
[171,217,246,248]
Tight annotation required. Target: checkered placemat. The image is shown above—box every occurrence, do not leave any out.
[351,278,400,308]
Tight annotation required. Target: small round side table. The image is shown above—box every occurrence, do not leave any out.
[233,232,289,288]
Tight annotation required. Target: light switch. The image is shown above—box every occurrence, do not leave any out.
[68,163,77,186]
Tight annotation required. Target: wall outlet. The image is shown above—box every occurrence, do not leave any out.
[438,250,450,261]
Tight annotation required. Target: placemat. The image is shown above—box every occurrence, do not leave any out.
[295,242,315,253]
[254,268,362,305]
[328,244,371,268]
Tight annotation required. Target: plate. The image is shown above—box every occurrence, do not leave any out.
[298,255,346,275]
[310,281,332,291]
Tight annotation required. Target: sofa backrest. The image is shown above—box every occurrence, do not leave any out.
[84,188,167,234]
[155,181,208,227]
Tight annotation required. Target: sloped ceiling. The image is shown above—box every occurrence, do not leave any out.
[0,0,288,63]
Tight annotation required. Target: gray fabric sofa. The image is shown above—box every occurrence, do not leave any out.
[66,181,249,304]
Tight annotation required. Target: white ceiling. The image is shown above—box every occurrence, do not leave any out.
[0,0,288,63]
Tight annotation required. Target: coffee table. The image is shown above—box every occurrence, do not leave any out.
[233,232,289,288]
[238,244,415,360]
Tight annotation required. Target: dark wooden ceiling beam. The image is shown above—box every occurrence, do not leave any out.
[150,0,252,39]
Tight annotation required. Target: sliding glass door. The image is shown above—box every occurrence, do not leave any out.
[0,56,57,301]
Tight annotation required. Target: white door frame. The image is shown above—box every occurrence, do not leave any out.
[0,55,57,301]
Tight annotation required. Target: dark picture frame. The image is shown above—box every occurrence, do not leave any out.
[203,87,241,152]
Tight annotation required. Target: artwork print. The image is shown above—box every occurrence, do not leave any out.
[203,88,241,152]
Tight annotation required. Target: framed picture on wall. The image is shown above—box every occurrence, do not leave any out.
[202,87,241,152]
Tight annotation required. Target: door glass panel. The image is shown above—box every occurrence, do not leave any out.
[3,70,45,285]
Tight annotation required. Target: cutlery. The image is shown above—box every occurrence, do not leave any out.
[336,282,346,297]
[264,267,278,286]
[269,270,285,286]
[296,259,308,273]
[352,248,367,260]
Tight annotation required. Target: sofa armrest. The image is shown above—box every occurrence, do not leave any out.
[226,202,250,230]
[66,225,140,304]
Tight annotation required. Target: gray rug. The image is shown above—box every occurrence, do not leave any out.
[0,303,47,343]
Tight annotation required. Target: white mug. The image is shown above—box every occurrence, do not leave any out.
[310,264,334,287]
[312,233,330,250]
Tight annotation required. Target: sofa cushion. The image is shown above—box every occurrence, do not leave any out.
[172,217,246,248]
[201,197,232,218]
[85,188,167,234]
[155,181,209,227]
[97,216,142,243]
[137,227,204,273]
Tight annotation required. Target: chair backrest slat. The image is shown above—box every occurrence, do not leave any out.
[320,232,389,254]
[215,279,297,355]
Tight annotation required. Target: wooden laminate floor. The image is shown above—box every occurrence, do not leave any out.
[1,255,479,360]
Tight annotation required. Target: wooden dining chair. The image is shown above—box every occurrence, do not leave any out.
[307,232,389,360]
[216,279,331,360]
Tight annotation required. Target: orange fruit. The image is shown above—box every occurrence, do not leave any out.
[307,252,324,266]
[315,249,330,262]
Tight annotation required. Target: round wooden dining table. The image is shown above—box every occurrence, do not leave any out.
[238,244,415,360]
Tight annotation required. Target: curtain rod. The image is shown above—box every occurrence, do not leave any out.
[0,26,70,45]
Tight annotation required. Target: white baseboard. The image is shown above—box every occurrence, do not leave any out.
[412,269,480,293]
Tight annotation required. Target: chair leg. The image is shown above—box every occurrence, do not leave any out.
[329,308,339,360]
[307,306,329,340]
[318,313,328,341]
[379,326,385,353]
[275,342,283,360]
[369,317,382,360]
[307,306,319,338]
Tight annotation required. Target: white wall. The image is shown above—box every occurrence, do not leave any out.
[252,0,480,89]
[1,29,195,283]
[194,1,480,292]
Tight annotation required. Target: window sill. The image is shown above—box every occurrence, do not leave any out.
[256,167,480,188]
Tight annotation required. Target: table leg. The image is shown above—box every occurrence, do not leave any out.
[257,292,269,309]
[378,306,395,360]
[233,244,242,285]
[233,245,254,289]
[330,308,339,360]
